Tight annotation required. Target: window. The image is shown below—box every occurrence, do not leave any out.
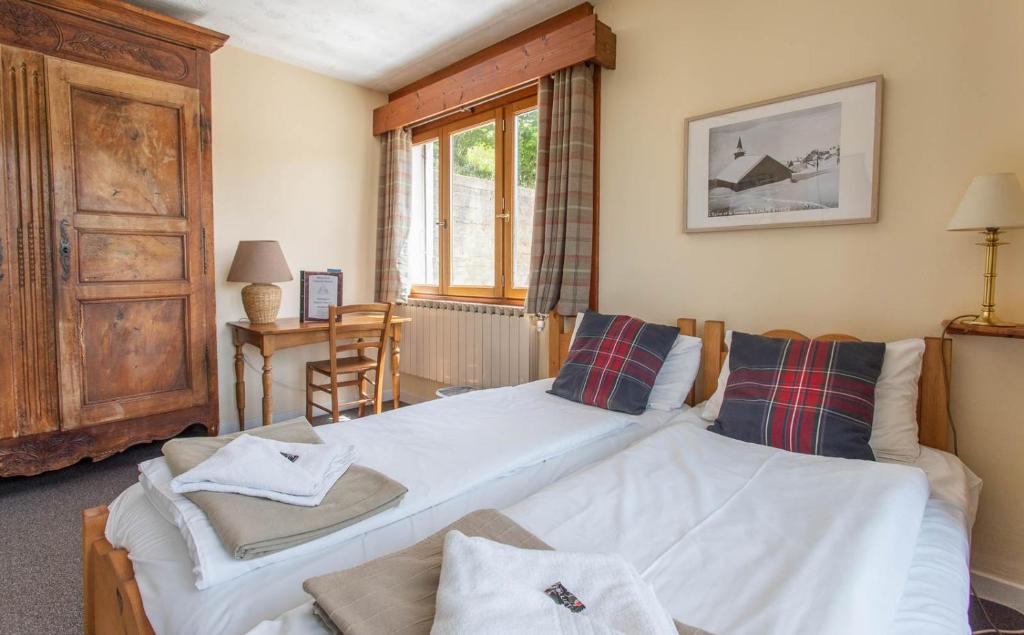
[409,139,439,287]
[409,95,538,301]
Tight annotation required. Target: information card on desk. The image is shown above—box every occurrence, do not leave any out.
[307,274,338,320]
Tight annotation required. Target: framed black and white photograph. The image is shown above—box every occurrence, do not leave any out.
[684,76,882,232]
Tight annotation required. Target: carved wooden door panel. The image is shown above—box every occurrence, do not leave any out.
[0,46,60,437]
[46,56,208,429]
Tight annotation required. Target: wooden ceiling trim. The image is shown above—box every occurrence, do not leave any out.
[388,3,594,101]
[372,12,615,136]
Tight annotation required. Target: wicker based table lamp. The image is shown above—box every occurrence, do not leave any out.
[947,173,1024,327]
[227,240,293,324]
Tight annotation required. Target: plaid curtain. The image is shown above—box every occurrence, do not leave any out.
[374,128,412,303]
[525,63,595,316]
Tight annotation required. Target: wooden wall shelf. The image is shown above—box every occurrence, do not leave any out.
[943,321,1024,339]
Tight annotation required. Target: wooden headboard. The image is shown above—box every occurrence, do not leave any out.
[699,320,953,451]
[546,314,700,406]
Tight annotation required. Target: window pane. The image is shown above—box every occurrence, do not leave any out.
[410,139,439,286]
[513,108,538,288]
[450,120,496,287]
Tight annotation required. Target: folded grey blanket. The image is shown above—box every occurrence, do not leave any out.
[162,421,407,560]
[303,509,711,635]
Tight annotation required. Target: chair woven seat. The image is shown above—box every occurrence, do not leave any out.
[307,356,376,375]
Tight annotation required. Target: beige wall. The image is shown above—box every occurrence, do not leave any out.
[595,0,1024,585]
[211,46,385,432]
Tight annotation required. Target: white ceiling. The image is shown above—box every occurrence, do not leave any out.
[125,0,589,93]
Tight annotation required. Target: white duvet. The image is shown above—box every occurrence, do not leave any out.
[251,410,976,635]
[507,421,931,635]
[109,379,672,590]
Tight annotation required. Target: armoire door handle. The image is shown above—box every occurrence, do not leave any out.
[0,243,4,282]
[59,219,71,281]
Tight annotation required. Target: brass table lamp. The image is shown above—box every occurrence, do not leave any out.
[227,240,293,324]
[947,173,1024,327]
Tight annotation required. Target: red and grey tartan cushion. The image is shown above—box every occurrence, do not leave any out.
[549,311,678,415]
[707,332,885,460]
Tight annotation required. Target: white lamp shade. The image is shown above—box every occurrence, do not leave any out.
[947,173,1024,231]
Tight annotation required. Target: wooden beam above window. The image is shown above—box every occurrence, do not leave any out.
[389,3,595,102]
[372,12,615,136]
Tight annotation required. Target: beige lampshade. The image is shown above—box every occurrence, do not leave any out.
[226,240,293,283]
[947,173,1024,231]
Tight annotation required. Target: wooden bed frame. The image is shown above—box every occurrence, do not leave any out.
[81,314,949,634]
[82,506,153,635]
[699,320,953,452]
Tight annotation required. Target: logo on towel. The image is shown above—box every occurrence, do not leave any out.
[545,582,586,613]
[279,452,299,463]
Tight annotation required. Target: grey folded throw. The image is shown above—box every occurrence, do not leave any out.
[303,509,712,635]
[162,421,407,560]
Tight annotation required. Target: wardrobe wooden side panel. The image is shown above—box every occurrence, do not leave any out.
[0,45,60,438]
[0,47,16,439]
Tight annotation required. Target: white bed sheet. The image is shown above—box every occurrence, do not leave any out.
[106,390,677,635]
[250,407,981,635]
[507,419,931,635]
[889,499,973,635]
[114,379,674,590]
[252,499,976,635]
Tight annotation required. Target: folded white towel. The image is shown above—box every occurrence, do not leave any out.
[170,434,356,507]
[431,530,677,635]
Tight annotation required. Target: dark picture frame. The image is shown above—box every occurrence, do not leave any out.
[300,271,343,322]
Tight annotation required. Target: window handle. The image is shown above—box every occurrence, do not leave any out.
[434,219,448,229]
[496,213,510,222]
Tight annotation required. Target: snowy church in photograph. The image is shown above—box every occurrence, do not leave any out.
[709,137,792,191]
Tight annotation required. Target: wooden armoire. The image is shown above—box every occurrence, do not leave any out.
[0,0,226,476]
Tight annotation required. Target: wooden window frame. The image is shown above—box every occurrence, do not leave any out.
[409,88,538,304]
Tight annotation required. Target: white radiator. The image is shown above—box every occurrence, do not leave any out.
[398,299,539,388]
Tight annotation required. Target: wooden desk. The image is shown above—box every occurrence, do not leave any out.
[227,316,411,428]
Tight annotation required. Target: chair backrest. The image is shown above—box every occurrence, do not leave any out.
[326,303,394,374]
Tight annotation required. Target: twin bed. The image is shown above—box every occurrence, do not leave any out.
[82,315,979,635]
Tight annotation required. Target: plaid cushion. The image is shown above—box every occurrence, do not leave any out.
[708,332,885,460]
[549,311,678,414]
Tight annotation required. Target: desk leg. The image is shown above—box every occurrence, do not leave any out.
[233,341,246,431]
[391,323,402,409]
[262,354,273,426]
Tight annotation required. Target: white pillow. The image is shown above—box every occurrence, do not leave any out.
[567,312,585,348]
[701,332,925,462]
[568,312,701,411]
[869,339,926,462]
[647,335,702,411]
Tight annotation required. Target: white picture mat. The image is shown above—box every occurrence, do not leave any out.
[686,80,879,231]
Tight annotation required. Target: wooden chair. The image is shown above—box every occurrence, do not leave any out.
[305,303,394,422]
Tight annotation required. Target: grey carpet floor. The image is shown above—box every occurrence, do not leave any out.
[1,416,1021,635]
[0,435,169,635]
